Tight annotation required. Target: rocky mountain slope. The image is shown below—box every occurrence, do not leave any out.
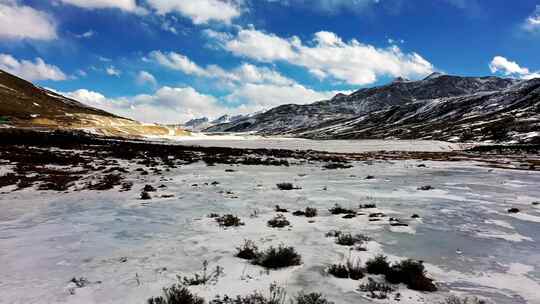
[206,73,540,143]
[0,69,188,137]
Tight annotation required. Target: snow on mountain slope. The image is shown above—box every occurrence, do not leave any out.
[206,74,539,143]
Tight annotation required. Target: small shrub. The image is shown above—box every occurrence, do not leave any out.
[208,213,220,218]
[144,184,157,192]
[411,214,420,219]
[277,183,299,190]
[328,264,349,278]
[365,255,390,275]
[368,212,385,218]
[253,245,302,269]
[147,285,205,304]
[267,214,290,228]
[417,185,434,191]
[440,296,487,304]
[359,204,376,209]
[335,233,369,246]
[216,214,244,227]
[358,278,394,299]
[295,293,334,304]
[292,210,305,216]
[328,258,364,280]
[178,261,224,286]
[305,207,318,217]
[236,240,259,260]
[365,175,375,180]
[210,283,286,304]
[329,204,355,215]
[342,213,356,219]
[323,163,353,170]
[507,208,520,213]
[385,259,437,292]
[275,205,288,212]
[141,191,151,200]
[325,230,342,238]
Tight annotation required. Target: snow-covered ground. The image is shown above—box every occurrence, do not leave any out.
[146,133,468,153]
[1,159,539,304]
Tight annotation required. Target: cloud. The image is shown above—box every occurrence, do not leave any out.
[489,56,540,80]
[106,66,121,76]
[136,70,157,86]
[0,1,57,40]
[64,86,229,124]
[149,50,295,86]
[76,30,95,39]
[149,50,208,76]
[0,53,66,81]
[59,0,142,12]
[145,0,242,24]
[265,0,379,14]
[208,27,435,85]
[523,5,540,32]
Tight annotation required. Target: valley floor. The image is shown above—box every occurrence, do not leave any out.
[1,132,539,304]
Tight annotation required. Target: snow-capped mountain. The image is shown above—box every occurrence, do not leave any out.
[206,74,540,143]
[183,114,251,131]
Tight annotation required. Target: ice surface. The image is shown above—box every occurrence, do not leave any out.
[1,159,539,304]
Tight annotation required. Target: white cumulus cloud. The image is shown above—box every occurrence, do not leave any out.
[208,27,435,85]
[106,66,121,77]
[0,1,57,41]
[136,70,157,86]
[489,56,540,80]
[523,5,540,32]
[145,0,242,24]
[64,86,229,124]
[59,0,141,12]
[0,53,66,81]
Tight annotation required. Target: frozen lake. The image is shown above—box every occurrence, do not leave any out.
[1,157,539,304]
[148,134,467,153]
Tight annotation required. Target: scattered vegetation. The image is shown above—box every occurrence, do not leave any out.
[252,245,302,269]
[335,233,370,246]
[358,278,394,299]
[295,293,334,304]
[364,256,436,291]
[143,184,157,192]
[418,185,434,191]
[323,163,353,170]
[359,203,376,209]
[439,296,487,304]
[235,240,259,260]
[292,207,318,217]
[328,204,355,215]
[267,214,291,228]
[147,285,205,304]
[365,255,391,275]
[178,260,223,286]
[210,283,286,304]
[507,208,520,213]
[215,214,244,227]
[276,183,300,190]
[275,205,288,212]
[327,258,364,280]
[140,191,151,200]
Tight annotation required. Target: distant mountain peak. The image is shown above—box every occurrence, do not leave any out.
[392,76,410,83]
[423,72,445,80]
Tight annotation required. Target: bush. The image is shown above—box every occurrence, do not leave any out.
[385,259,437,292]
[292,210,305,216]
[267,214,291,228]
[359,204,376,209]
[327,259,364,280]
[253,245,302,269]
[277,183,300,190]
[147,285,205,304]
[216,214,244,227]
[178,261,223,286]
[358,278,394,299]
[275,205,288,212]
[305,207,318,217]
[144,184,157,192]
[141,191,152,200]
[507,208,520,213]
[440,296,487,304]
[325,230,342,238]
[210,283,286,304]
[327,264,349,278]
[329,204,355,215]
[236,240,259,260]
[295,293,334,304]
[417,185,434,191]
[365,255,390,275]
[335,233,369,246]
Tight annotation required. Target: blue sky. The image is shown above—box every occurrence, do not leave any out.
[1,0,539,123]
